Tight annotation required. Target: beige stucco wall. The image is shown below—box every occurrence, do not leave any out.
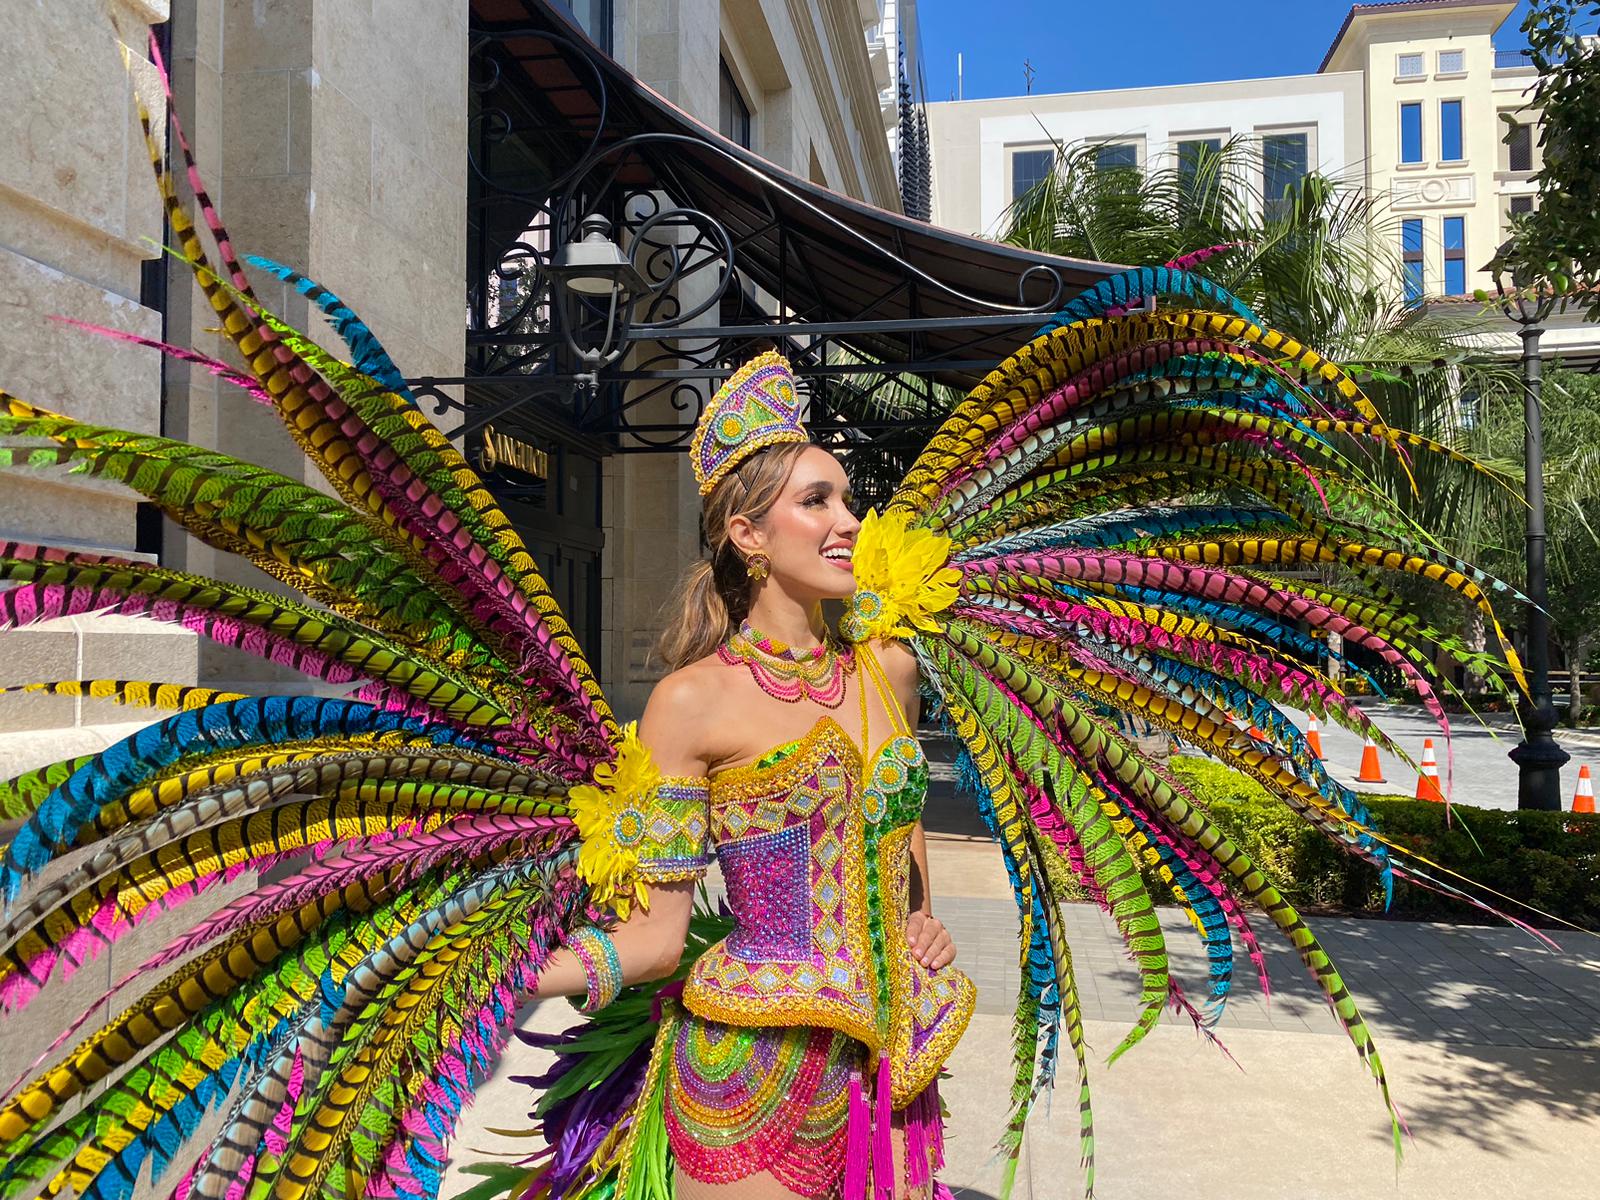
[1326,2,1519,299]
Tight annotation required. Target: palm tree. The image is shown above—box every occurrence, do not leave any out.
[1473,367,1600,721]
[1003,137,1524,648]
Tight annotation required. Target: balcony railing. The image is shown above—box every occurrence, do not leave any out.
[1494,48,1535,69]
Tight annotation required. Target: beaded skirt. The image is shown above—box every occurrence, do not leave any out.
[665,1012,855,1197]
[664,1010,948,1200]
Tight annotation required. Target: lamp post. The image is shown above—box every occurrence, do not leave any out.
[1493,262,1569,810]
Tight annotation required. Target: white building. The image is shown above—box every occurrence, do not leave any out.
[926,71,1366,239]
[925,0,1594,364]
[1322,0,1538,304]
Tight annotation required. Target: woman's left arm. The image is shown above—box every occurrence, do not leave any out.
[879,640,957,971]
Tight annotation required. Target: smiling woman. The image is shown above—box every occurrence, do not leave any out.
[558,351,969,1200]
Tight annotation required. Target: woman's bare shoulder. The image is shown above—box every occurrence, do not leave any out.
[638,653,737,772]
[648,653,727,714]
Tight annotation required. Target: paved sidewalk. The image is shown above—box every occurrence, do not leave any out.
[445,890,1600,1200]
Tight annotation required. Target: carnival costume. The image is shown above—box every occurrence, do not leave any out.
[0,36,1537,1200]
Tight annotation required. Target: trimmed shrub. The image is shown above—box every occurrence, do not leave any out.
[1041,756,1600,928]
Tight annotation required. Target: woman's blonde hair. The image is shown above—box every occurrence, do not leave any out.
[656,441,812,671]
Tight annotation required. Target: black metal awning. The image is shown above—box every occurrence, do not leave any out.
[421,0,1123,500]
[469,0,1119,379]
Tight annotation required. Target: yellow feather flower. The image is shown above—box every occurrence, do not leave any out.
[569,721,661,920]
[842,508,962,642]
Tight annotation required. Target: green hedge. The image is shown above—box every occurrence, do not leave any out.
[1045,757,1600,928]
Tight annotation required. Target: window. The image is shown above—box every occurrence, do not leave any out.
[1262,131,1308,221]
[1443,216,1466,296]
[1177,137,1222,183]
[1400,103,1423,163]
[719,60,751,149]
[1402,218,1425,304]
[1507,194,1535,235]
[1440,100,1463,161]
[1095,142,1139,172]
[555,0,612,51]
[1398,52,1424,77]
[1508,121,1533,171]
[1011,148,1054,199]
[1438,49,1465,74]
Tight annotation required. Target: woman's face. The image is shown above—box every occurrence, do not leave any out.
[747,445,861,601]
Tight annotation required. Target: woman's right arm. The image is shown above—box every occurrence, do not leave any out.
[531,670,713,1000]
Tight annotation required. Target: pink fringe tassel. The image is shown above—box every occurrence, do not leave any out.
[873,1052,894,1200]
[845,1068,869,1200]
[904,1081,945,1190]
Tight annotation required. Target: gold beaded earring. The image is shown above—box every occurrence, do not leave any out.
[745,552,770,581]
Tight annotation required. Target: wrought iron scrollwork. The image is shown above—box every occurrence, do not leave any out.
[439,13,1086,457]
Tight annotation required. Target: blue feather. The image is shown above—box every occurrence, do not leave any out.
[1035,266,1262,335]
[2,697,496,898]
[245,255,417,403]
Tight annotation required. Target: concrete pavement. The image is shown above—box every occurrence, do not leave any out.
[445,896,1600,1200]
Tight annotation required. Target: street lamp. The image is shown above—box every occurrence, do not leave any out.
[1492,256,1569,810]
[547,213,650,372]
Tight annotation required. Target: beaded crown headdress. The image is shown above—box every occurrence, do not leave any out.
[690,351,809,495]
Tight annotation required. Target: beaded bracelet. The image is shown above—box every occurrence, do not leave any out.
[568,924,624,1012]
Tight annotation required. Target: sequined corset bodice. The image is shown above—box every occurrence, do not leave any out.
[681,716,975,1106]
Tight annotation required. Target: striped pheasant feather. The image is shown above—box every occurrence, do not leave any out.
[882,263,1533,1195]
[0,34,619,1200]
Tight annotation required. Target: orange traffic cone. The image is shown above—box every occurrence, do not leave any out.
[1356,736,1386,784]
[1415,738,1444,802]
[1574,765,1595,815]
[1306,716,1324,760]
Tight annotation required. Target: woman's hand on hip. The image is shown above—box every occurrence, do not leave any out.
[905,911,955,971]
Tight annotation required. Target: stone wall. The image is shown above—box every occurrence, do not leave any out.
[163,0,468,688]
[0,0,468,743]
[0,7,470,1190]
[0,0,184,751]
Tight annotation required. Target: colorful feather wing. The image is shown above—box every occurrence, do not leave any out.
[0,37,620,1200]
[864,265,1532,1195]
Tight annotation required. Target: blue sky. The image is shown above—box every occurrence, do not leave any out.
[917,0,1536,101]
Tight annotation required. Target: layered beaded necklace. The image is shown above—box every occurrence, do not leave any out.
[718,619,854,707]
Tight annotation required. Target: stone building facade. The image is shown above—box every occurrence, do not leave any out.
[0,3,901,1176]
[1,0,181,763]
[0,0,904,763]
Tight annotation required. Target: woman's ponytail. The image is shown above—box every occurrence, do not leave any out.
[656,558,733,672]
[653,441,809,672]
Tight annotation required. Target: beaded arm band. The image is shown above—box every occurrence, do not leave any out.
[568,925,624,1012]
[571,722,712,919]
[635,776,713,882]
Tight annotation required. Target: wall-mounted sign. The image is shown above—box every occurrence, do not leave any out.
[478,424,550,479]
